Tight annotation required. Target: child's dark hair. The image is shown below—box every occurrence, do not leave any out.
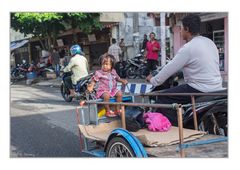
[99,53,116,68]
[181,14,201,35]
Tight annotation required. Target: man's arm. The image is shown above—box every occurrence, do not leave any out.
[118,46,122,55]
[63,58,74,72]
[152,41,160,51]
[150,46,189,86]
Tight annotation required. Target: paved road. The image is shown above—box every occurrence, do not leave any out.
[10,82,91,157]
[10,77,151,157]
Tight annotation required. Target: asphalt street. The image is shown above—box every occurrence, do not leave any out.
[10,81,91,157]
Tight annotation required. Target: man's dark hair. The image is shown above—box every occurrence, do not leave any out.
[112,38,116,44]
[182,14,201,35]
[150,32,156,36]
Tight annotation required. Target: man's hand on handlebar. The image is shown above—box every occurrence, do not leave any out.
[146,74,153,83]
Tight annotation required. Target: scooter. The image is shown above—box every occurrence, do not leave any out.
[60,72,95,102]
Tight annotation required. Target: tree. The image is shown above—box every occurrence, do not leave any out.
[62,13,102,43]
[11,12,102,50]
[11,12,65,50]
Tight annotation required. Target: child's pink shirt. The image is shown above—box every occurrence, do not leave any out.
[92,69,121,99]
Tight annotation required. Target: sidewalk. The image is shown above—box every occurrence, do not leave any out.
[35,77,62,88]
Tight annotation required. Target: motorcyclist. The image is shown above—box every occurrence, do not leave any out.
[63,44,89,97]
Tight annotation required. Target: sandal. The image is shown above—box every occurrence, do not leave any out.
[114,109,122,116]
[105,110,117,117]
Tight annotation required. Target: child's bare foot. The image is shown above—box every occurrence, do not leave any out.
[114,109,122,116]
[106,110,117,117]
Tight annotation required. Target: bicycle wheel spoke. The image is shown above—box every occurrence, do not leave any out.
[107,139,135,157]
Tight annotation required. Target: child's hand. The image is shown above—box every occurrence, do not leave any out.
[122,79,128,85]
[87,84,94,92]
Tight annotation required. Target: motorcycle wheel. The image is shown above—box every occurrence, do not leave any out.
[139,66,148,79]
[199,110,227,136]
[106,137,136,157]
[11,71,18,81]
[126,66,137,79]
[60,84,73,102]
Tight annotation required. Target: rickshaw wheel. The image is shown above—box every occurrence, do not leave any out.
[106,136,136,157]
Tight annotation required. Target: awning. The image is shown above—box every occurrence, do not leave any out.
[10,39,29,51]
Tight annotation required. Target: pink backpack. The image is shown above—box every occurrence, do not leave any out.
[143,112,172,132]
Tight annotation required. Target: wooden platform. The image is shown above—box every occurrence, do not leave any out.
[145,135,228,158]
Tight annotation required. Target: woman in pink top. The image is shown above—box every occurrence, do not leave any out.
[145,32,160,74]
[87,53,128,117]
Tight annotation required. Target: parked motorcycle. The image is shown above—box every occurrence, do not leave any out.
[11,60,30,81]
[60,72,95,102]
[126,58,147,79]
[149,67,227,136]
[115,60,128,78]
[122,50,148,79]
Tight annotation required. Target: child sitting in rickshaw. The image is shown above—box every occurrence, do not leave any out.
[87,53,128,117]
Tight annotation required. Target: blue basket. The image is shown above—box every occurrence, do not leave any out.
[26,72,37,79]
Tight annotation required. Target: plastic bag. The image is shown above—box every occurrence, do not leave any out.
[125,106,145,132]
[143,112,172,132]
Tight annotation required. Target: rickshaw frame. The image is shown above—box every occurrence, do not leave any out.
[76,92,227,158]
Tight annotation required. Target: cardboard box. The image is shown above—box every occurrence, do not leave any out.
[78,120,206,147]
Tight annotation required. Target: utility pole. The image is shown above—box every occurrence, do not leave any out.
[28,41,32,63]
[160,12,166,66]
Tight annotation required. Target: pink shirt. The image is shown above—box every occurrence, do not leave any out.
[146,40,160,60]
[92,69,121,99]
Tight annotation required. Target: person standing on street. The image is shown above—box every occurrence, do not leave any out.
[146,14,223,125]
[51,48,60,77]
[59,48,66,70]
[119,38,126,61]
[141,34,148,51]
[145,32,160,74]
[108,38,122,63]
